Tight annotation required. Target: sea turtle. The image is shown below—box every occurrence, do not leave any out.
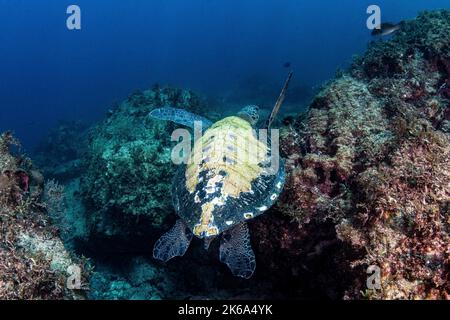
[150,73,293,279]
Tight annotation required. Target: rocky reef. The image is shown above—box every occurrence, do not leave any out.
[80,86,209,241]
[28,10,449,300]
[276,10,449,299]
[0,132,89,299]
[48,86,226,299]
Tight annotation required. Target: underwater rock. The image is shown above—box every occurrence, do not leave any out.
[275,10,449,299]
[89,256,176,300]
[354,10,450,79]
[80,86,208,241]
[338,129,449,299]
[0,132,89,299]
[281,75,394,225]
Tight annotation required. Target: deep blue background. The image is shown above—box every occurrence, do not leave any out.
[0,0,448,149]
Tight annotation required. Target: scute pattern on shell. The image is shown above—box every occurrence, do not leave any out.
[172,116,285,238]
[186,117,267,196]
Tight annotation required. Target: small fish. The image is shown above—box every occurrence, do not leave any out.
[283,62,291,68]
[371,22,402,37]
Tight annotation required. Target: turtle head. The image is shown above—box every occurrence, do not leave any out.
[237,105,260,126]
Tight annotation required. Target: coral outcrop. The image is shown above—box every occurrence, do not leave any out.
[276,10,449,299]
[80,86,209,240]
[0,133,88,299]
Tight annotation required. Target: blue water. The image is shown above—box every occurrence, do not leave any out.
[1,0,449,149]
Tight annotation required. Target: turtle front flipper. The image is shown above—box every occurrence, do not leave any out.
[150,107,213,130]
[219,222,256,279]
[153,219,193,262]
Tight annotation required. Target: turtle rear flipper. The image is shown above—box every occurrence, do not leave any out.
[150,107,213,130]
[219,222,256,279]
[153,219,193,262]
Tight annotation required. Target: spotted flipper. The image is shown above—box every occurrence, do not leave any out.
[153,219,193,262]
[219,222,256,279]
[150,107,213,129]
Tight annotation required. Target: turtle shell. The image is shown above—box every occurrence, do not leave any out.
[172,116,285,238]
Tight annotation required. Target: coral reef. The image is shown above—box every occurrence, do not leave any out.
[88,256,177,300]
[29,10,449,300]
[79,86,209,241]
[276,10,449,299]
[0,132,89,299]
[339,129,449,299]
[33,121,91,248]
